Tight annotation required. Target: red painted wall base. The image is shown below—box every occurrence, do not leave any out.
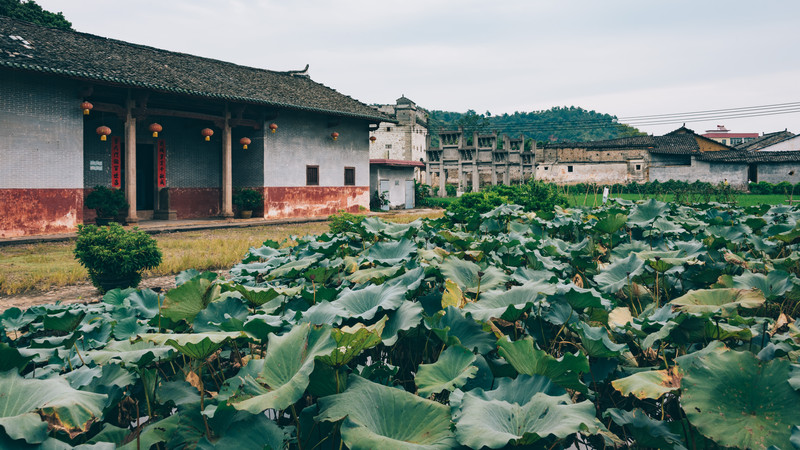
[264,186,369,219]
[0,189,83,238]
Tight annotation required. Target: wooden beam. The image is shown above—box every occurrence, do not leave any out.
[91,103,260,128]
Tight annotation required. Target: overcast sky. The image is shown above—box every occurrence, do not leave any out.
[35,0,800,135]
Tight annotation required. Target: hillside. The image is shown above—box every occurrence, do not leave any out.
[428,106,644,145]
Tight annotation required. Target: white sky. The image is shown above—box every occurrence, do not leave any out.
[35,0,800,135]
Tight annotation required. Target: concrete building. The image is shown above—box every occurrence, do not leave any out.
[0,17,389,237]
[369,159,425,209]
[702,125,758,147]
[734,130,795,152]
[369,96,428,182]
[425,129,534,196]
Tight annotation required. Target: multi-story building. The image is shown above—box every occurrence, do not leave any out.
[702,125,758,147]
[369,96,428,181]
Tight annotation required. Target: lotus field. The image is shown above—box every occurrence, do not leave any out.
[3,198,800,449]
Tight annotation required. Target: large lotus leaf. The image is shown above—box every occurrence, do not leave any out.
[298,301,345,326]
[332,283,406,320]
[415,345,478,397]
[594,212,628,235]
[451,374,600,449]
[628,198,669,226]
[366,238,417,264]
[669,288,765,316]
[346,265,401,284]
[223,323,335,413]
[382,266,425,291]
[267,255,320,280]
[197,412,288,450]
[320,316,387,366]
[0,370,107,443]
[604,408,687,450]
[43,309,86,332]
[440,258,508,293]
[426,306,495,354]
[731,270,796,300]
[497,336,589,392]
[0,342,35,373]
[464,280,555,322]
[127,289,162,319]
[611,367,682,399]
[160,275,221,323]
[594,253,645,293]
[86,339,174,366]
[381,300,424,346]
[101,288,137,306]
[0,307,34,332]
[193,296,250,332]
[227,283,300,307]
[117,412,181,450]
[316,375,458,450]
[141,331,246,360]
[548,283,606,309]
[680,348,800,449]
[441,278,466,309]
[572,322,628,358]
[361,217,416,239]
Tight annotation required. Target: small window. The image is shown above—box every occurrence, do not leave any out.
[386,127,392,132]
[385,144,392,149]
[635,164,641,170]
[344,167,355,186]
[544,166,549,171]
[567,165,573,173]
[306,165,319,186]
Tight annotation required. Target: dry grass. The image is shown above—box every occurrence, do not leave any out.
[0,210,444,296]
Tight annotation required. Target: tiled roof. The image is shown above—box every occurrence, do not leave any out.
[734,130,796,151]
[543,134,699,154]
[0,17,389,122]
[696,150,800,163]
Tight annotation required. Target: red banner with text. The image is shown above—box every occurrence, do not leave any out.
[157,139,167,188]
[111,137,121,188]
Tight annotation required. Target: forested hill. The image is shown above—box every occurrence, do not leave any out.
[427,106,644,144]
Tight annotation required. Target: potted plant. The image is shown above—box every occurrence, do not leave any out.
[85,186,128,225]
[74,223,162,293]
[232,188,264,218]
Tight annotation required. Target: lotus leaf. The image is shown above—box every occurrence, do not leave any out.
[604,408,687,450]
[415,345,478,396]
[160,274,221,323]
[611,367,682,399]
[594,253,645,293]
[366,238,417,264]
[381,300,424,346]
[320,316,387,366]
[497,336,589,392]
[680,348,800,449]
[316,375,458,450]
[222,323,334,413]
[669,288,765,316]
[141,331,246,360]
[440,257,508,293]
[451,374,601,448]
[464,280,554,322]
[332,283,406,320]
[427,306,495,354]
[0,370,107,443]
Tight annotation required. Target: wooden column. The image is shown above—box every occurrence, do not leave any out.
[124,100,138,224]
[439,167,446,198]
[221,111,234,218]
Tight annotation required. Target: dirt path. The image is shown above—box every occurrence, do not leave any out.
[0,272,227,312]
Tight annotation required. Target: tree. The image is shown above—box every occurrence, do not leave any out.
[0,0,71,30]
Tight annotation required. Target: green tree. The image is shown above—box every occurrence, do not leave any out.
[0,0,71,30]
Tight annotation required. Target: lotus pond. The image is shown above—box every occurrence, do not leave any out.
[2,198,800,449]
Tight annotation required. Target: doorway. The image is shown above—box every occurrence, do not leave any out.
[748,164,758,183]
[136,143,155,211]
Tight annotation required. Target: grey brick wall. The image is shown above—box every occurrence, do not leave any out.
[232,127,264,188]
[263,111,370,187]
[0,70,83,188]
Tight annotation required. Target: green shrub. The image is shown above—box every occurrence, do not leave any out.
[74,223,162,293]
[445,184,457,197]
[85,186,128,218]
[328,210,366,234]
[445,180,568,224]
[232,188,264,211]
[414,181,432,207]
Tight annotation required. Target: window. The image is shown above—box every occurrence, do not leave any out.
[567,165,573,173]
[386,127,392,132]
[544,166,549,171]
[306,165,319,186]
[344,167,355,186]
[635,164,641,170]
[385,144,392,149]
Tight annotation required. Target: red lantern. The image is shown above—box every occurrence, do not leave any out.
[149,123,163,137]
[201,128,214,141]
[331,132,339,141]
[269,123,278,133]
[96,126,111,141]
[369,135,377,144]
[239,137,251,149]
[80,101,93,115]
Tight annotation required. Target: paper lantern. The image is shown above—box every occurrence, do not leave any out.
[80,101,93,115]
[96,126,111,141]
[239,137,251,149]
[369,135,377,144]
[201,128,214,141]
[149,123,163,137]
[331,132,339,141]
[269,123,278,133]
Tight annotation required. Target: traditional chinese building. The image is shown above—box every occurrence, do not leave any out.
[0,17,389,237]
